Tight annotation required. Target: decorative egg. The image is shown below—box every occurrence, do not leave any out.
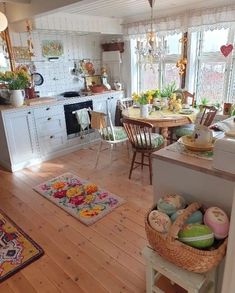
[171,210,203,224]
[148,210,171,233]
[178,224,214,248]
[204,207,230,239]
[157,194,186,215]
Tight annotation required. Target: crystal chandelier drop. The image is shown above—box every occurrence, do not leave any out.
[136,0,167,67]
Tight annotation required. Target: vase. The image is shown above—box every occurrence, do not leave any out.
[10,90,25,107]
[140,104,149,118]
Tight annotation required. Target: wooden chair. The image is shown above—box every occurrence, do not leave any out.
[183,91,195,107]
[91,110,128,168]
[175,105,217,139]
[115,97,134,126]
[123,118,164,184]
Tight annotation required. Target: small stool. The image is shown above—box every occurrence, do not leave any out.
[143,246,216,293]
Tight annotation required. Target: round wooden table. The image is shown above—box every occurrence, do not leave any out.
[122,107,197,147]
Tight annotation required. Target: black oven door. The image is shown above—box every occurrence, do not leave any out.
[64,100,93,136]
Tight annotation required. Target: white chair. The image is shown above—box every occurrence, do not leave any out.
[91,107,129,168]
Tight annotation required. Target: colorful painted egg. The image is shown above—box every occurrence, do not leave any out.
[157,194,186,215]
[204,207,230,239]
[171,210,203,224]
[178,224,214,248]
[148,210,171,233]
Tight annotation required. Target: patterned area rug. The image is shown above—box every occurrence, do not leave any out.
[33,173,125,226]
[0,210,44,282]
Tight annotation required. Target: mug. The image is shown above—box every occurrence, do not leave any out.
[192,124,213,145]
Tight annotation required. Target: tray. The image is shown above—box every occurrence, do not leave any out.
[178,135,214,152]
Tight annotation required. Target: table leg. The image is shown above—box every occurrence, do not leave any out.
[161,127,168,147]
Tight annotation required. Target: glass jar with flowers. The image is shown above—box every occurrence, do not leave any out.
[0,69,31,107]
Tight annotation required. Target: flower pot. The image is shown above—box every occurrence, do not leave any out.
[10,90,25,107]
[140,104,149,118]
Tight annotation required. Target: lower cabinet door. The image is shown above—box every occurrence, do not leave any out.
[3,110,39,165]
[39,132,67,156]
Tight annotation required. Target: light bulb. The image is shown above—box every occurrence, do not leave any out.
[0,12,8,32]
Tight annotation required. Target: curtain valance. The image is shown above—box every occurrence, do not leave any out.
[123,5,235,38]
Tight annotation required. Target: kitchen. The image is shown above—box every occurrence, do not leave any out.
[0,1,235,293]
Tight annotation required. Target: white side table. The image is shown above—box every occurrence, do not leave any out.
[143,246,216,293]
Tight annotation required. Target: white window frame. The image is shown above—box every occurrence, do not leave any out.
[193,27,235,103]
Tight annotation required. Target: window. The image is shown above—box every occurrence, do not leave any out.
[193,27,235,104]
[136,32,182,92]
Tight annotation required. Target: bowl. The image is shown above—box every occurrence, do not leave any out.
[178,135,214,151]
[90,85,105,93]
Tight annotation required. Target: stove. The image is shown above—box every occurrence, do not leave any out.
[63,91,80,98]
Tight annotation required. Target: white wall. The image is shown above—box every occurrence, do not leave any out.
[10,31,102,97]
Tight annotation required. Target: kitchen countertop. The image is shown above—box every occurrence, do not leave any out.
[0,90,123,112]
[152,146,235,182]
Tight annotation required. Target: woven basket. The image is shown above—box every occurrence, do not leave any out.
[145,202,228,273]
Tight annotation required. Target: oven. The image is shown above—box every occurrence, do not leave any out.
[64,100,93,137]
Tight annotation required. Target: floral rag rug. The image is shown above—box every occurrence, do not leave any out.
[33,173,125,226]
[0,210,44,282]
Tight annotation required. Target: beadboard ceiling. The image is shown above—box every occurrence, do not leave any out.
[62,0,234,21]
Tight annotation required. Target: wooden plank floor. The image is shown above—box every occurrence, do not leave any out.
[0,143,184,293]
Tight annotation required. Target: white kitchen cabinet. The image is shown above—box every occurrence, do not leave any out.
[2,109,39,170]
[34,104,67,157]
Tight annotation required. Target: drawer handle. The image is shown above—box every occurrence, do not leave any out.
[46,107,50,111]
[47,117,52,121]
[50,135,54,139]
[28,111,31,114]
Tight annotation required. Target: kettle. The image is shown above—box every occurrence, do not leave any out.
[114,81,122,91]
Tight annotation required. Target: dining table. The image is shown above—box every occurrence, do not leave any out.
[122,107,197,147]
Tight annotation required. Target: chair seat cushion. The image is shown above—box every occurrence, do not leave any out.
[175,124,194,138]
[101,126,127,141]
[135,133,164,149]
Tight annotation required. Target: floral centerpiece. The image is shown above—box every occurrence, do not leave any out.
[0,69,31,90]
[132,89,160,118]
[0,69,31,107]
[132,89,160,105]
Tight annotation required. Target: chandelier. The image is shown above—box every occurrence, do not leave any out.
[136,0,167,67]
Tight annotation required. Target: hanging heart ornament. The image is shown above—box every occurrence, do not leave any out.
[220,44,233,57]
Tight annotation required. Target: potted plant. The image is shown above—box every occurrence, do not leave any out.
[199,97,209,112]
[0,69,31,107]
[161,81,177,98]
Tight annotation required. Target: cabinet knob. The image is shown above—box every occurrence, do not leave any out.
[50,135,54,139]
[46,107,50,111]
[28,111,31,114]
[107,97,110,100]
[47,117,52,121]
[111,97,114,99]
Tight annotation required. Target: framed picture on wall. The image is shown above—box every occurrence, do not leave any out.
[41,40,63,58]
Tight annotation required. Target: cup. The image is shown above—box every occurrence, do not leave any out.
[223,103,232,115]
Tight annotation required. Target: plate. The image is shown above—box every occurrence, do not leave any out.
[179,109,193,114]
[178,135,214,152]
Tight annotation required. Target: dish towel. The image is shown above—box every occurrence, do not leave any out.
[74,109,90,130]
[91,111,107,129]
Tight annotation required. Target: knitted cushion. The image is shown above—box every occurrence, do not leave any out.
[175,124,194,138]
[101,126,127,141]
[135,133,164,149]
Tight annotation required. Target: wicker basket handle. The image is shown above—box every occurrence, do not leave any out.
[166,202,202,245]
